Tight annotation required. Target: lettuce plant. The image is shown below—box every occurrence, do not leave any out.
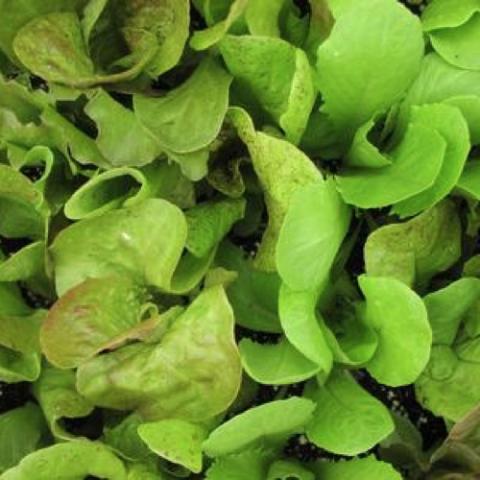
[0,0,480,479]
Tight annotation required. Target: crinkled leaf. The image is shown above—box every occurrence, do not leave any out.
[138,419,207,473]
[359,275,431,386]
[13,12,95,87]
[203,397,315,457]
[276,179,351,291]
[220,35,315,143]
[0,440,126,480]
[364,201,462,288]
[40,276,148,368]
[306,369,394,456]
[33,366,94,439]
[76,286,241,421]
[239,337,320,385]
[315,0,423,143]
[50,199,187,295]
[134,58,232,154]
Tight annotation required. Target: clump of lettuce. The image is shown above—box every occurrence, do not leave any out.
[1,0,480,479]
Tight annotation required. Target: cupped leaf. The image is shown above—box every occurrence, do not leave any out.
[364,201,462,288]
[229,107,321,270]
[76,286,242,421]
[359,275,431,386]
[190,0,248,51]
[220,35,315,144]
[315,0,424,143]
[50,199,187,295]
[244,0,287,37]
[203,397,315,457]
[134,58,232,154]
[0,403,47,474]
[239,337,320,385]
[185,198,246,258]
[336,116,446,209]
[305,369,394,456]
[64,167,152,220]
[312,455,402,480]
[215,242,282,333]
[0,440,126,480]
[84,91,161,167]
[41,276,148,368]
[422,0,480,71]
[33,366,94,439]
[276,179,351,291]
[392,103,470,217]
[138,419,207,473]
[279,286,332,374]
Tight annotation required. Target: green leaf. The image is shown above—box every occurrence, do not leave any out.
[267,459,314,480]
[64,167,151,220]
[229,107,321,271]
[364,201,462,288]
[50,199,187,295]
[0,440,127,480]
[416,343,480,422]
[215,242,282,333]
[84,91,161,167]
[40,276,148,368]
[134,58,232,153]
[458,160,480,199]
[220,35,315,143]
[244,0,286,37]
[315,0,423,143]
[422,0,480,71]
[190,0,248,51]
[76,286,241,421]
[423,278,480,345]
[239,337,320,385]
[278,286,332,373]
[205,447,273,480]
[392,103,470,217]
[185,198,246,258]
[336,111,446,209]
[33,366,94,439]
[359,275,431,386]
[311,455,402,480]
[276,179,351,291]
[13,12,95,87]
[0,164,47,239]
[0,0,87,61]
[0,403,47,474]
[138,419,207,473]
[396,53,480,141]
[203,397,315,457]
[306,369,394,455]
